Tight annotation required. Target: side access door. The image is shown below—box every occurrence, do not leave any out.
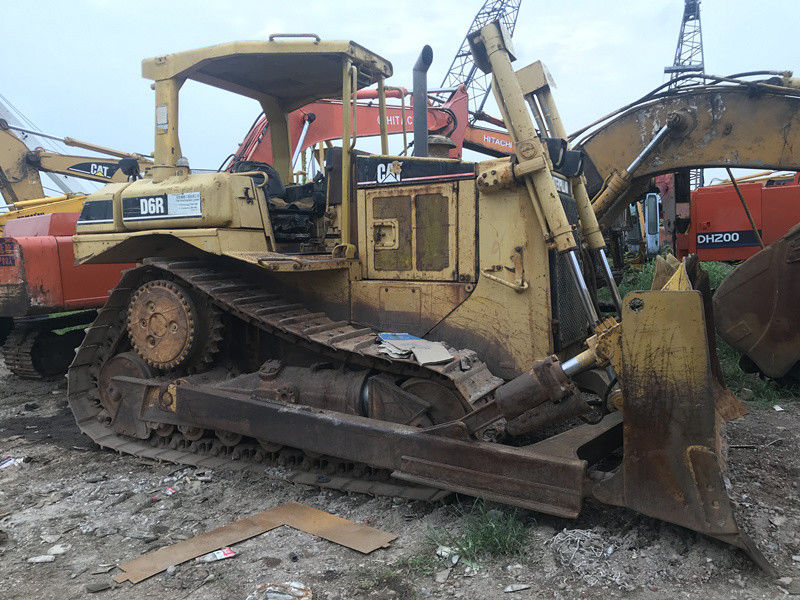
[352,156,477,335]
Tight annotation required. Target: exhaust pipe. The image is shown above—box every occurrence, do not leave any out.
[412,45,433,157]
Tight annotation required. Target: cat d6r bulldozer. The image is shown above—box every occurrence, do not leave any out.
[68,25,766,566]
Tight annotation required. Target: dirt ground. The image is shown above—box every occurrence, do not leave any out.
[0,360,798,600]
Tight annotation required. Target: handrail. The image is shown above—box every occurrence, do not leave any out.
[268,33,321,42]
[385,86,408,153]
[349,65,359,151]
[232,170,269,189]
[480,266,529,292]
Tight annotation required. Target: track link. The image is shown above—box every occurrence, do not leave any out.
[3,326,40,379]
[68,258,503,499]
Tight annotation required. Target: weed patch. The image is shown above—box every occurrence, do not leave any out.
[428,499,529,561]
[395,551,438,576]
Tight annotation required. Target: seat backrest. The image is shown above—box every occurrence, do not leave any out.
[230,160,286,198]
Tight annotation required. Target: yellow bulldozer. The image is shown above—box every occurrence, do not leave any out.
[67,24,800,569]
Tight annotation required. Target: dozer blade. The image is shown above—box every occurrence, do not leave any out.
[594,258,769,571]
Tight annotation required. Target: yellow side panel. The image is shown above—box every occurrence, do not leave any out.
[427,186,552,379]
[351,280,471,336]
[362,182,459,281]
[73,228,267,265]
[0,195,88,232]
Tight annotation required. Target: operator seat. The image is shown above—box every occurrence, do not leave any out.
[230,159,286,198]
[231,159,326,243]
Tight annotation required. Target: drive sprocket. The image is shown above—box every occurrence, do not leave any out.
[126,279,221,371]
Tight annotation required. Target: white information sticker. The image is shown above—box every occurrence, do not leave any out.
[167,192,202,217]
[122,191,202,221]
[156,105,168,130]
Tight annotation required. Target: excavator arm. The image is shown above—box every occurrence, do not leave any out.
[0,122,152,233]
[24,150,150,185]
[0,120,152,206]
[229,85,516,169]
[574,77,800,225]
[0,126,44,204]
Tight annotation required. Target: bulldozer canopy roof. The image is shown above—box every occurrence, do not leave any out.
[142,40,393,111]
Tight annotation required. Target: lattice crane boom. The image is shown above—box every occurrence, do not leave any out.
[665,0,706,187]
[435,0,522,123]
[665,0,705,88]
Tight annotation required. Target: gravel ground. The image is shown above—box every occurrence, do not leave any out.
[0,359,798,600]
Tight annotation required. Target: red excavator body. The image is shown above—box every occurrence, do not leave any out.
[677,173,800,261]
[0,213,129,314]
[0,213,132,378]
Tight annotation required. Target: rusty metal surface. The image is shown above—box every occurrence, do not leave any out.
[115,509,284,584]
[96,349,596,520]
[126,279,199,370]
[505,394,589,437]
[66,259,501,503]
[592,287,764,566]
[98,351,152,417]
[98,350,602,522]
[271,501,397,553]
[140,379,590,519]
[494,355,575,420]
[254,362,368,415]
[714,223,800,378]
[114,501,395,584]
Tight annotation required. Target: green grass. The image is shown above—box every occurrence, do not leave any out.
[700,260,734,289]
[714,334,792,406]
[395,552,438,576]
[616,259,657,298]
[427,499,529,562]
[389,500,529,577]
[701,262,796,405]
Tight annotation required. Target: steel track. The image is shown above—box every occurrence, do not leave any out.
[3,326,40,379]
[68,258,502,499]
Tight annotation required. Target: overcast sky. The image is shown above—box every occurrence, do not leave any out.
[1,0,798,190]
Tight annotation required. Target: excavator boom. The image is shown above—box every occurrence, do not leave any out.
[229,85,515,171]
[573,76,800,381]
[574,77,800,225]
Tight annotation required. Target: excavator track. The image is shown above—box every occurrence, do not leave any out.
[3,311,98,380]
[68,258,502,500]
[3,326,41,379]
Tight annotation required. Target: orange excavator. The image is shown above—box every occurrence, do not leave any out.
[0,213,133,378]
[225,84,513,172]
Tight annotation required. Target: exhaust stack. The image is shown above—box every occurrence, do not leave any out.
[412,45,433,157]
